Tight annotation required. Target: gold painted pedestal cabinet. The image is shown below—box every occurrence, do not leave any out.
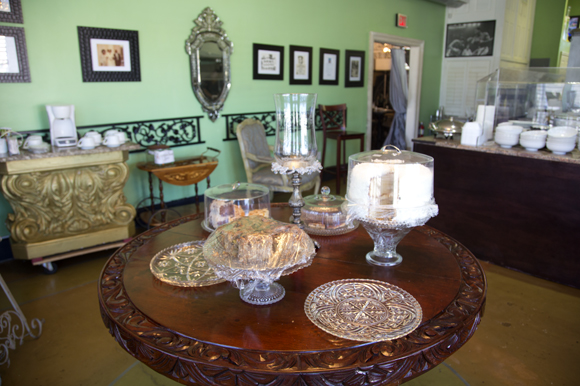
[0,143,141,264]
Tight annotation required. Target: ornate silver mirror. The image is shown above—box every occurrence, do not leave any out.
[186,7,233,122]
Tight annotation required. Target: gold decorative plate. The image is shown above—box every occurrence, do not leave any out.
[304,278,422,342]
[150,241,226,287]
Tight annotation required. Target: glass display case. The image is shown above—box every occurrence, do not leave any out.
[475,67,580,141]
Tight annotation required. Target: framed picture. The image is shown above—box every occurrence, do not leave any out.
[289,45,312,85]
[253,43,284,80]
[0,26,30,83]
[319,48,339,86]
[568,16,579,41]
[77,26,141,82]
[0,0,23,24]
[344,50,365,88]
[445,20,496,58]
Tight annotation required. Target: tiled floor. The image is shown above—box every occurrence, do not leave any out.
[1,184,579,385]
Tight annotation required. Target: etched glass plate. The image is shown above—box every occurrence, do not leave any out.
[304,221,359,236]
[304,278,422,342]
[150,241,226,287]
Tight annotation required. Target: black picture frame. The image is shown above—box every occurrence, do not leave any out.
[253,43,284,80]
[0,26,30,83]
[344,50,365,88]
[77,26,141,82]
[0,0,23,24]
[319,48,339,86]
[445,20,496,58]
[289,45,312,85]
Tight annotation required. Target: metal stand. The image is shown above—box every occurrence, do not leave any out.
[0,273,43,370]
[288,172,305,229]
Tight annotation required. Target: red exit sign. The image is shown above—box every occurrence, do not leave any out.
[396,13,408,28]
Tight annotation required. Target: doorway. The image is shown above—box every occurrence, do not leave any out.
[367,32,424,150]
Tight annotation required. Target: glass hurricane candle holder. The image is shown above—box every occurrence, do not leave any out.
[345,146,438,266]
[272,93,321,228]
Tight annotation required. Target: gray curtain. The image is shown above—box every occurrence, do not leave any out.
[383,49,408,150]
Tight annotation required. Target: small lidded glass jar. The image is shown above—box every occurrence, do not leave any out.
[203,182,271,232]
[302,187,357,236]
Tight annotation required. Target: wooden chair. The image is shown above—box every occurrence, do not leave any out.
[236,119,320,198]
[319,104,365,194]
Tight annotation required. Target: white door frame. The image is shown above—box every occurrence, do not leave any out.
[367,32,424,150]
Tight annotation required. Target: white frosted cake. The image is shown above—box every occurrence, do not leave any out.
[347,161,435,224]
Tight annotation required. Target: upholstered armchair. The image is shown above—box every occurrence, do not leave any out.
[236,119,320,196]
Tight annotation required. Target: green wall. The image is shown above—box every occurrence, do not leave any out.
[569,0,580,16]
[530,0,568,66]
[0,0,445,238]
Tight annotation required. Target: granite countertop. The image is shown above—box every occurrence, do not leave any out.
[413,136,580,165]
[0,142,142,163]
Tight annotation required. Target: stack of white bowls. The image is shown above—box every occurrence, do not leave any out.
[546,126,577,155]
[519,130,548,152]
[494,125,523,148]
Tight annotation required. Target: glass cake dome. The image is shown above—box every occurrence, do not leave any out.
[302,187,358,236]
[203,182,271,232]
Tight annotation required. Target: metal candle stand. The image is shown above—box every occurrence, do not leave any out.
[289,171,305,228]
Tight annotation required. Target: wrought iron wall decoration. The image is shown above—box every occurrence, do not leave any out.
[26,116,205,151]
[223,109,341,141]
[186,7,233,122]
[77,116,205,149]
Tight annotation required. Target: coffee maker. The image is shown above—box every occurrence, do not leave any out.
[46,105,78,147]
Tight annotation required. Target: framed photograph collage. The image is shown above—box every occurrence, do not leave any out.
[253,43,365,87]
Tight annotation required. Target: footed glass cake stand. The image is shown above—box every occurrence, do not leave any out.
[202,216,316,305]
[345,146,439,268]
[359,221,411,266]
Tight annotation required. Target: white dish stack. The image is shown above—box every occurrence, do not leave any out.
[494,125,522,148]
[519,131,547,152]
[546,127,578,155]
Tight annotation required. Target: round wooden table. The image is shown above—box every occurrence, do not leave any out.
[99,204,486,386]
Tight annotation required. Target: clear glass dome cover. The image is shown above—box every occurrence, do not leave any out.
[345,146,438,228]
[203,182,271,232]
[302,187,358,235]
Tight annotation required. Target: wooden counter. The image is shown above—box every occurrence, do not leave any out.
[413,136,580,288]
[0,143,142,261]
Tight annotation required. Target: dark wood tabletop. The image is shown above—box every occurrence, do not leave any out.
[99,203,487,386]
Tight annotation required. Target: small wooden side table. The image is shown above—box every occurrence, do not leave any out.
[136,150,219,222]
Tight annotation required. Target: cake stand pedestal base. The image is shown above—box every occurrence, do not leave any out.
[240,281,286,305]
[360,221,411,267]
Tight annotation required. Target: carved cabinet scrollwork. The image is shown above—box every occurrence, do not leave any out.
[0,146,138,260]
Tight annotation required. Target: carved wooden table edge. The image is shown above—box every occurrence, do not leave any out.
[98,204,487,386]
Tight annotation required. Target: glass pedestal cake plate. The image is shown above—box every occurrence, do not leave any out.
[203,216,316,305]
